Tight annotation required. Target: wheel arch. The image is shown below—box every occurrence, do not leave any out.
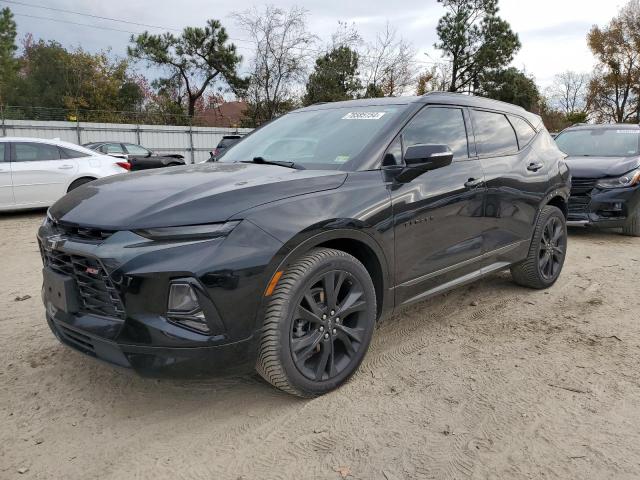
[267,228,392,322]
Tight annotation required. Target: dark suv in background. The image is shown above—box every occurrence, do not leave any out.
[39,93,569,397]
[555,124,640,236]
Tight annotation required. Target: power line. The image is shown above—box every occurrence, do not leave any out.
[3,0,448,66]
[1,0,181,31]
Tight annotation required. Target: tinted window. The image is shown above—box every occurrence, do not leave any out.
[218,138,240,148]
[471,110,518,156]
[383,137,403,166]
[13,142,61,161]
[555,129,640,157]
[402,107,469,159]
[509,115,537,148]
[0,143,5,162]
[59,147,89,159]
[124,144,151,156]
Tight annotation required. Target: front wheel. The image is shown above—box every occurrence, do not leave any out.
[256,248,377,397]
[511,205,567,289]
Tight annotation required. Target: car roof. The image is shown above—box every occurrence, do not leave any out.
[0,136,97,153]
[294,91,541,126]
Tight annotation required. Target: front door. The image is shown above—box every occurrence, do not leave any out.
[390,106,488,306]
[0,143,14,208]
[10,142,78,207]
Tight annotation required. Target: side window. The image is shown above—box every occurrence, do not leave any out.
[124,144,150,156]
[59,147,89,159]
[104,143,125,154]
[471,110,518,157]
[402,107,469,160]
[13,143,61,162]
[508,115,537,149]
[0,143,5,162]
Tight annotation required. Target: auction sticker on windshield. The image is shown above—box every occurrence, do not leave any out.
[342,112,386,120]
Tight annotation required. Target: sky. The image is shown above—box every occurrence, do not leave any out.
[2,0,629,90]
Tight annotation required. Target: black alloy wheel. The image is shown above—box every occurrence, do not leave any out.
[257,248,377,397]
[538,215,566,280]
[290,270,367,381]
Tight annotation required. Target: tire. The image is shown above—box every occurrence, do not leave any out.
[511,205,567,289]
[256,248,377,397]
[167,162,182,167]
[67,177,95,192]
[622,210,640,236]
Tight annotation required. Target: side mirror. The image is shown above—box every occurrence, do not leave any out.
[394,144,453,182]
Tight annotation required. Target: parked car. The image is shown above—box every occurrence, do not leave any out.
[0,137,130,212]
[39,93,569,397]
[555,123,640,236]
[83,142,185,170]
[208,135,242,161]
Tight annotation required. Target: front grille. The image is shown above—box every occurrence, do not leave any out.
[51,220,115,243]
[41,247,125,320]
[570,177,598,196]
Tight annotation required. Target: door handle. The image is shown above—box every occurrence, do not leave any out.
[58,165,74,170]
[464,177,484,188]
[527,162,544,172]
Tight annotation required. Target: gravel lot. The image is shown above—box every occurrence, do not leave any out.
[1,211,640,480]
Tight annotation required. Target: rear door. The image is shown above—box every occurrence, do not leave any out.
[0,143,14,208]
[391,105,488,305]
[10,142,78,206]
[470,110,548,253]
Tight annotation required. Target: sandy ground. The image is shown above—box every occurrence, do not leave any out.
[1,211,640,480]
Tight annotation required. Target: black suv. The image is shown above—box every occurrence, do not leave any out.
[38,93,569,397]
[555,124,640,236]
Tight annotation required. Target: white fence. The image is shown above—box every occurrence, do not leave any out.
[0,119,252,164]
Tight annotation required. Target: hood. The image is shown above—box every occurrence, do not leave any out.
[50,162,347,229]
[564,155,640,178]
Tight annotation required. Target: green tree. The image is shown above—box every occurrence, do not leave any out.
[0,7,19,103]
[478,67,540,110]
[435,0,520,92]
[128,20,245,117]
[303,46,362,105]
[587,0,640,123]
[11,39,143,114]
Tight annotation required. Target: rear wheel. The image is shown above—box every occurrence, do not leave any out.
[622,210,640,236]
[256,248,377,397]
[67,177,95,192]
[511,205,567,289]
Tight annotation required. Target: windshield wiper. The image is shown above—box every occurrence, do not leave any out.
[240,157,305,170]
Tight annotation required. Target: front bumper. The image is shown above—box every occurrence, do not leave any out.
[37,219,284,377]
[567,184,640,228]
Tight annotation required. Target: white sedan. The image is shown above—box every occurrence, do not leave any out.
[0,137,131,212]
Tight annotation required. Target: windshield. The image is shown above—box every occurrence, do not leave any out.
[555,128,640,157]
[219,105,401,170]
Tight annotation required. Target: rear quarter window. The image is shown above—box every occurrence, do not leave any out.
[508,115,537,148]
[471,110,518,157]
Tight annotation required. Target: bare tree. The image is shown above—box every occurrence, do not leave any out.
[415,62,453,95]
[361,23,417,97]
[233,5,317,124]
[545,71,590,115]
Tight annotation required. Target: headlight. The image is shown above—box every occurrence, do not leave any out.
[596,168,640,189]
[134,221,239,241]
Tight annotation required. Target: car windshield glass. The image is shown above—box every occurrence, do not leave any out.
[555,128,640,157]
[219,105,401,170]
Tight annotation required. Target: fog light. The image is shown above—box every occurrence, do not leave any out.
[167,283,210,334]
[168,283,199,312]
